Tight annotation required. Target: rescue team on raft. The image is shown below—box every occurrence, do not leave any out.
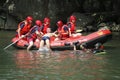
[15,15,104,53]
[15,15,80,51]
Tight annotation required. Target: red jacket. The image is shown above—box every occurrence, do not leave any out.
[17,20,31,35]
[41,23,50,34]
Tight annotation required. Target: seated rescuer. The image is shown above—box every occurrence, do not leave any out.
[27,20,43,50]
[67,15,76,36]
[59,24,70,40]
[41,17,50,34]
[54,20,64,40]
[54,21,70,40]
[67,15,82,37]
[54,20,64,34]
[16,16,33,39]
[38,28,58,51]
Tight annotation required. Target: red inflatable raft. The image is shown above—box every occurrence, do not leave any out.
[12,27,112,50]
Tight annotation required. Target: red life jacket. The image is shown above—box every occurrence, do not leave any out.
[68,22,76,33]
[17,20,31,35]
[28,25,38,39]
[57,27,62,34]
[42,23,50,34]
[60,25,69,40]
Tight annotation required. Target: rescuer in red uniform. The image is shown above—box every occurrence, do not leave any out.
[67,15,76,36]
[27,20,43,50]
[41,17,50,34]
[16,16,33,39]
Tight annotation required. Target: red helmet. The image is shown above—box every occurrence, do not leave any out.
[26,16,33,22]
[35,20,42,26]
[44,17,50,23]
[57,20,63,27]
[70,15,76,22]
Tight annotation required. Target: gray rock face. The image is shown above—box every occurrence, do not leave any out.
[0,0,120,31]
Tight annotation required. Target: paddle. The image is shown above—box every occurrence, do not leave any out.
[3,35,26,50]
[76,29,83,33]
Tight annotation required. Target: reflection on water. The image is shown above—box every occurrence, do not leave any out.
[0,31,120,80]
[14,50,93,69]
[1,49,109,80]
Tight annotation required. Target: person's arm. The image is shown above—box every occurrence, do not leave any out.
[35,30,39,35]
[68,28,72,36]
[17,28,21,38]
[35,27,43,37]
[52,33,58,37]
[67,23,72,36]
[35,31,43,37]
[67,23,71,28]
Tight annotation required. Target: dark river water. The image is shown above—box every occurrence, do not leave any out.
[0,31,120,80]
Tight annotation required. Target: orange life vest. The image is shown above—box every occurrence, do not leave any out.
[60,25,69,40]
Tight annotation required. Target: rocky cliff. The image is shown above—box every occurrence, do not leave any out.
[0,0,120,31]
